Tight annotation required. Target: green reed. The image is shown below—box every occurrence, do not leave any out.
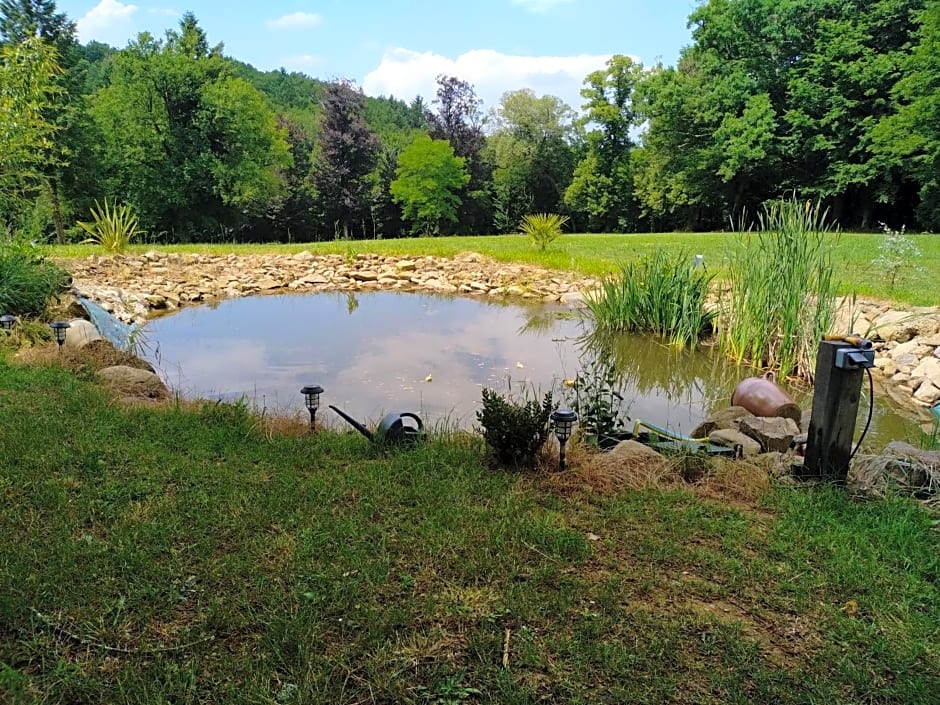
[719,197,839,382]
[586,248,715,347]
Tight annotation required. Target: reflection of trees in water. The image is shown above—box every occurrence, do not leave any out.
[517,309,579,337]
[577,330,758,412]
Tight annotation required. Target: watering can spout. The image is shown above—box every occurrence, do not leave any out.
[328,405,374,441]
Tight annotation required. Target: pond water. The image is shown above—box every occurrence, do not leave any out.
[143,291,917,449]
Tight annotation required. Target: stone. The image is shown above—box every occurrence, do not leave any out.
[351,270,379,282]
[872,310,919,343]
[910,357,940,387]
[913,381,940,405]
[98,365,169,399]
[887,340,929,361]
[751,451,795,479]
[690,406,756,438]
[738,416,799,453]
[302,273,329,285]
[395,260,416,271]
[708,429,762,457]
[608,439,664,462]
[921,334,940,347]
[560,291,589,306]
[254,279,281,290]
[63,319,103,350]
[800,408,813,434]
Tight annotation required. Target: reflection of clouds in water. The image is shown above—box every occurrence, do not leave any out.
[141,291,914,442]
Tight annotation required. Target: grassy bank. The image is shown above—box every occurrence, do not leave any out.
[50,232,940,306]
[2,355,938,704]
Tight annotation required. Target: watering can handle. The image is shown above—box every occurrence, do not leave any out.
[399,412,423,430]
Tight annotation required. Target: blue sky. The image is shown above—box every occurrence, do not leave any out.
[57,0,698,112]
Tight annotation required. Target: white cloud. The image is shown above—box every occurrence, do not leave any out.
[281,54,325,72]
[147,7,178,17]
[266,12,323,30]
[362,48,612,113]
[76,0,138,45]
[511,0,573,12]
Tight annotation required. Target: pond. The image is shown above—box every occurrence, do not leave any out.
[142,291,917,449]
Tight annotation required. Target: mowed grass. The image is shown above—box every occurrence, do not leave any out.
[1,356,938,704]
[51,232,940,306]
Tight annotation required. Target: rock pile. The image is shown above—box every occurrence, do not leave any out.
[833,299,940,410]
[62,250,599,326]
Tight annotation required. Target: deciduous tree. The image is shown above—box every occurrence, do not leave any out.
[390,134,468,235]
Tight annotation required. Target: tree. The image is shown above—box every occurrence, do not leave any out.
[565,55,644,232]
[0,36,61,225]
[309,80,380,239]
[89,15,290,239]
[427,75,492,233]
[0,0,74,52]
[873,0,940,229]
[390,135,469,235]
[485,89,579,232]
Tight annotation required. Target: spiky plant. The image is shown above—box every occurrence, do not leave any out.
[77,199,143,254]
[519,213,569,251]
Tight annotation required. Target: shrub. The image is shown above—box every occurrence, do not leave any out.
[476,387,554,467]
[871,222,922,291]
[586,248,715,347]
[77,199,143,253]
[719,197,838,382]
[519,213,569,251]
[0,236,71,316]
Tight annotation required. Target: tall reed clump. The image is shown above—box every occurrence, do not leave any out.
[586,248,715,347]
[719,198,838,383]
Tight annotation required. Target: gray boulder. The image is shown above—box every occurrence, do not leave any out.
[691,406,756,439]
[738,416,800,453]
[708,429,762,457]
[98,365,169,399]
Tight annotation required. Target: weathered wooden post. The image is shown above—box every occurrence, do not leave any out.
[803,339,874,482]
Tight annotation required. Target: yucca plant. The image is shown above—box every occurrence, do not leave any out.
[586,248,716,347]
[718,197,838,383]
[77,199,143,253]
[519,213,569,251]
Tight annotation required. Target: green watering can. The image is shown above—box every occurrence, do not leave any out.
[329,405,424,445]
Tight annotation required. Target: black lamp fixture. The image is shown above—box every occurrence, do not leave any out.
[50,320,70,349]
[300,385,324,431]
[0,314,15,332]
[551,408,578,471]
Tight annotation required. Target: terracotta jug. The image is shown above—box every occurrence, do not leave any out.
[731,372,801,424]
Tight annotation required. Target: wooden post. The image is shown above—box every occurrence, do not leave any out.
[803,341,864,482]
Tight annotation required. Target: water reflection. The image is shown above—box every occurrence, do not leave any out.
[143,291,915,446]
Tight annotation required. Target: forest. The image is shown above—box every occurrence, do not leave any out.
[1,0,938,243]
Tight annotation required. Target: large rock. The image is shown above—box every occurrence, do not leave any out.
[608,439,664,462]
[738,416,799,453]
[910,357,940,387]
[98,365,169,399]
[872,311,919,343]
[63,319,103,350]
[691,406,756,439]
[708,429,762,457]
[888,340,930,361]
[913,381,940,405]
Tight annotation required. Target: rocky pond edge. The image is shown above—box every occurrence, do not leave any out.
[60,250,940,416]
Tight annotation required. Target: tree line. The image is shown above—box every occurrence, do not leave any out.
[1,0,938,243]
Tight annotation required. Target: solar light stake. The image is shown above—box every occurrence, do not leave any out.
[301,385,324,432]
[551,408,578,472]
[50,320,70,350]
[0,314,15,331]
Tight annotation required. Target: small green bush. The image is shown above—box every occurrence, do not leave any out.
[586,248,715,347]
[476,387,554,468]
[77,199,143,253]
[519,213,569,251]
[0,236,71,316]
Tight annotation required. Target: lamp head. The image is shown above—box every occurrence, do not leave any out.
[551,408,578,444]
[0,314,15,331]
[300,385,324,411]
[50,320,70,347]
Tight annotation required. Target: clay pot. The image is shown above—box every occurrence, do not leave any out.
[731,372,801,424]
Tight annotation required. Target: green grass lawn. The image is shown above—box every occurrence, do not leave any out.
[51,232,940,307]
[2,356,938,704]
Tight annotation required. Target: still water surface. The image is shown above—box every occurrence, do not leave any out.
[143,291,915,447]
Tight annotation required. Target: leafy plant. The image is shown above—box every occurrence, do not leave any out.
[570,351,632,448]
[586,248,715,347]
[519,213,569,251]
[476,387,554,468]
[77,199,143,253]
[719,197,838,382]
[871,222,922,290]
[0,235,70,316]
